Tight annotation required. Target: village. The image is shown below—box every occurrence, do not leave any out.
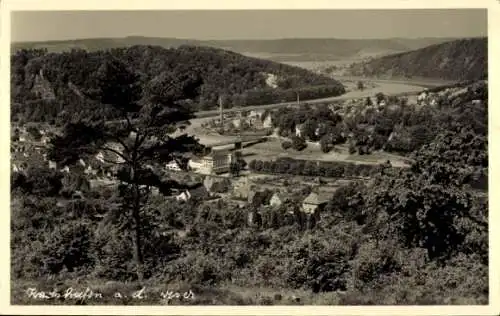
[10,80,484,228]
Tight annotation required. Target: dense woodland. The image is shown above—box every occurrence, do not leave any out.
[10,46,345,124]
[10,45,488,304]
[344,38,487,81]
[12,36,455,60]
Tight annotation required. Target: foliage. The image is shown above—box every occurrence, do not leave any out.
[248,157,388,178]
[281,141,292,150]
[11,46,345,123]
[291,136,307,151]
[10,46,488,305]
[347,38,487,81]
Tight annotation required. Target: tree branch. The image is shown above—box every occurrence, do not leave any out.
[100,145,131,164]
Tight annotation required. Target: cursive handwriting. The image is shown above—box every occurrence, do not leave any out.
[24,287,195,301]
[26,287,103,300]
[160,289,195,301]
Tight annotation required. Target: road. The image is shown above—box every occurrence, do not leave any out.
[193,78,431,118]
[185,78,439,145]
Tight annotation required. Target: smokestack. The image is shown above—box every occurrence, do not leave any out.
[219,96,224,128]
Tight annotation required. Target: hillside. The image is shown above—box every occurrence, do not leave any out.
[10,45,345,124]
[344,38,487,81]
[12,36,457,61]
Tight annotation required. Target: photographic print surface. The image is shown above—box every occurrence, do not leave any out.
[8,7,489,308]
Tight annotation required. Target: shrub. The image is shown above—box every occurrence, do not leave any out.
[281,141,292,150]
[291,136,307,151]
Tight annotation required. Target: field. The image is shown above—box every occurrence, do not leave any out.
[241,138,410,168]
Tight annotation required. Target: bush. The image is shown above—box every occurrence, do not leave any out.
[291,136,307,151]
[281,141,292,150]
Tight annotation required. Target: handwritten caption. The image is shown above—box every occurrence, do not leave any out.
[25,287,195,302]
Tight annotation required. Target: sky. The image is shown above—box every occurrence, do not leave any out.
[11,9,487,42]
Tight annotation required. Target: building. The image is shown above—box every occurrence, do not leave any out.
[232,118,242,129]
[48,160,57,170]
[295,124,304,138]
[165,160,183,172]
[176,191,191,202]
[188,158,205,172]
[12,164,22,173]
[248,189,273,207]
[302,192,331,214]
[269,192,288,208]
[40,135,51,145]
[417,91,428,104]
[203,175,231,193]
[262,114,273,128]
[175,185,209,202]
[61,166,70,173]
[189,149,235,175]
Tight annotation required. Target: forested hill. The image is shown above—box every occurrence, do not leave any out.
[12,36,456,57]
[11,45,345,123]
[345,38,487,81]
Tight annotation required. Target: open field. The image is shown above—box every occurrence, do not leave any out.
[240,137,410,167]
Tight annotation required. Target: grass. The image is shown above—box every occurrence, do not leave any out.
[241,138,409,167]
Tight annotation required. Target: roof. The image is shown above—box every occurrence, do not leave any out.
[303,192,331,205]
[188,185,209,198]
[271,192,291,202]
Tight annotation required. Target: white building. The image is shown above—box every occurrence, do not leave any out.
[302,192,330,214]
[48,160,57,170]
[232,118,242,129]
[295,124,304,138]
[165,160,183,172]
[262,115,273,128]
[269,192,287,208]
[188,149,234,175]
[188,158,205,172]
[40,135,51,144]
[417,91,428,104]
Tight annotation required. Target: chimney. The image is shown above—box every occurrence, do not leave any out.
[219,96,223,128]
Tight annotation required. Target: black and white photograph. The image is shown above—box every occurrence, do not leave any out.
[2,1,495,313]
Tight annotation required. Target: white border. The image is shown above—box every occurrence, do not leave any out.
[1,1,498,315]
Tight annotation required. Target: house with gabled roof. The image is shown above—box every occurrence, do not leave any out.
[302,192,331,214]
[269,191,290,208]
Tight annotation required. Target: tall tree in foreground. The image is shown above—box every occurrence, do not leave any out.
[48,54,204,280]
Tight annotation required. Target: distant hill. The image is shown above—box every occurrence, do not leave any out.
[345,38,487,81]
[10,45,345,124]
[11,36,457,61]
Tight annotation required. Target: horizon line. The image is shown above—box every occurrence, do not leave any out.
[11,35,488,44]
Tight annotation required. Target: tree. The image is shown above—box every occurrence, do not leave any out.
[365,170,471,260]
[365,97,373,106]
[357,81,365,91]
[281,140,292,150]
[291,136,307,151]
[375,92,386,105]
[26,125,42,141]
[320,135,331,153]
[48,55,203,281]
[230,157,246,177]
